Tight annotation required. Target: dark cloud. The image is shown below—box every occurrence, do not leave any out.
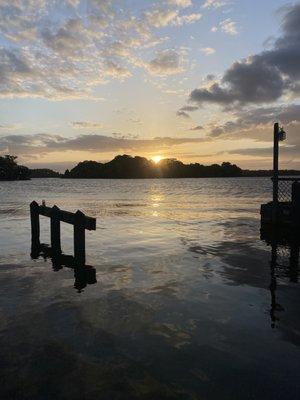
[179,105,198,112]
[189,3,300,107]
[189,125,203,131]
[208,104,300,139]
[176,110,190,118]
[0,133,207,157]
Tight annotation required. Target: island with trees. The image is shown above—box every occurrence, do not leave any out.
[63,155,243,179]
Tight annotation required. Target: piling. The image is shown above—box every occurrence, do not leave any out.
[50,205,62,255]
[30,201,40,247]
[292,181,300,227]
[74,210,86,266]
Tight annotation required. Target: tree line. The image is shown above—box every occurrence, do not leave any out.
[2,154,299,180]
[63,155,243,179]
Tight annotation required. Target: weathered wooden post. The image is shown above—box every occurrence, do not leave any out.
[272,123,279,223]
[292,181,300,227]
[50,205,62,255]
[30,201,40,247]
[74,210,86,266]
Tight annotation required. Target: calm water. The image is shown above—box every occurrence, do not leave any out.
[0,178,299,400]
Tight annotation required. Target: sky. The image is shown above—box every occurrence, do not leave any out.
[0,0,299,171]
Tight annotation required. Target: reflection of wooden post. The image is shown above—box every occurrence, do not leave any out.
[272,123,279,223]
[51,205,61,254]
[292,181,300,227]
[290,244,299,283]
[74,210,86,266]
[30,201,40,247]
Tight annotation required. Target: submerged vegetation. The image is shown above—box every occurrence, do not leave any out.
[0,155,30,181]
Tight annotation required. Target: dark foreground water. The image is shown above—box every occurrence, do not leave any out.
[0,178,299,400]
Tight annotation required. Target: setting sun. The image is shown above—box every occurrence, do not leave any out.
[152,155,163,164]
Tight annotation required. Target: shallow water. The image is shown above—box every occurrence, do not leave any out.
[0,178,299,400]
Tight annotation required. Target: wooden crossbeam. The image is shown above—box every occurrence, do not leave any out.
[36,203,96,230]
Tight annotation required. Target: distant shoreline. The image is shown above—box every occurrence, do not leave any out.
[3,154,300,180]
[31,153,300,179]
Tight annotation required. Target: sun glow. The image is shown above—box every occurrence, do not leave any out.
[152,155,163,164]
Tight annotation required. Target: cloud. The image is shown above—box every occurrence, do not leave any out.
[201,104,300,166]
[200,47,216,55]
[207,104,300,141]
[180,105,199,112]
[0,0,201,98]
[104,61,132,79]
[145,9,179,28]
[176,110,190,118]
[128,117,142,124]
[210,19,237,35]
[71,121,103,129]
[41,19,89,56]
[146,49,184,76]
[0,123,19,130]
[220,19,237,35]
[144,8,201,28]
[190,125,203,131]
[174,13,202,26]
[168,0,192,8]
[225,146,299,159]
[202,0,228,9]
[189,3,300,107]
[0,133,207,157]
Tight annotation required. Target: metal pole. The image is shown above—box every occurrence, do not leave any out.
[272,123,279,223]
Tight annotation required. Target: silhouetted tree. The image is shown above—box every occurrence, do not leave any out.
[30,168,61,178]
[0,155,30,180]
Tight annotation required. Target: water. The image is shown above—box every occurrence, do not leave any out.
[0,178,299,400]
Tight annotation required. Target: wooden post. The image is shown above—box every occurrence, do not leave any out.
[50,205,61,255]
[272,123,279,224]
[30,201,40,247]
[74,210,86,266]
[292,181,300,227]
